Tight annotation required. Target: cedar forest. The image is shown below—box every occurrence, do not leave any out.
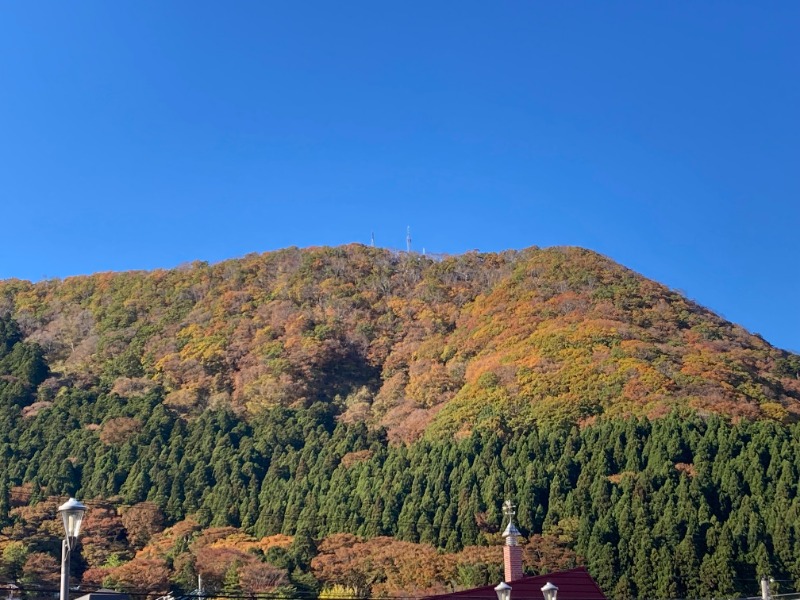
[0,245,799,599]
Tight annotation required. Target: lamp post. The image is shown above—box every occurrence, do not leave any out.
[58,498,87,600]
[495,582,512,600]
[541,582,559,600]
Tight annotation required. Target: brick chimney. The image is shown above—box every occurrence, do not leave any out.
[502,500,523,582]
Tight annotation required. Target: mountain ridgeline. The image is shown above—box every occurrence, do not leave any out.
[1,245,800,599]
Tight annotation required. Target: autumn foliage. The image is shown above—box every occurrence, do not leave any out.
[1,245,797,442]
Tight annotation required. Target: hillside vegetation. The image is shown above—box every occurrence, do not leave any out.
[1,245,800,599]
[1,245,798,439]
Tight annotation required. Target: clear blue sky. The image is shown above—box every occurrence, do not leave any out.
[1,2,798,352]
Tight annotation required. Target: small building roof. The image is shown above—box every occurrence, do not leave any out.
[422,567,607,600]
[74,589,131,600]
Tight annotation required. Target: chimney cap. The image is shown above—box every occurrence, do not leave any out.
[502,499,521,545]
[502,521,521,539]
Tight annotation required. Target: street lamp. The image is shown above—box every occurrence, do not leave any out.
[495,582,512,600]
[58,498,87,600]
[541,582,559,600]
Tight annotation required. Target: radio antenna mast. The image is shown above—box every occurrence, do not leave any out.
[371,232,375,247]
[406,226,412,253]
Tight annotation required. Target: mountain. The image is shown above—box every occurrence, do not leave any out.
[1,245,800,599]
[1,245,797,439]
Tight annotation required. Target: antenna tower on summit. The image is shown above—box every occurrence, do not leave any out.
[371,232,375,247]
[406,226,412,253]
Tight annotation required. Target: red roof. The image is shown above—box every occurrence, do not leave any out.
[423,567,607,600]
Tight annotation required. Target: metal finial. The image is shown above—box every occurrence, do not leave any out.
[502,500,520,545]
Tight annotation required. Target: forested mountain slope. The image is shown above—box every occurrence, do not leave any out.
[1,245,800,600]
[1,245,798,439]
